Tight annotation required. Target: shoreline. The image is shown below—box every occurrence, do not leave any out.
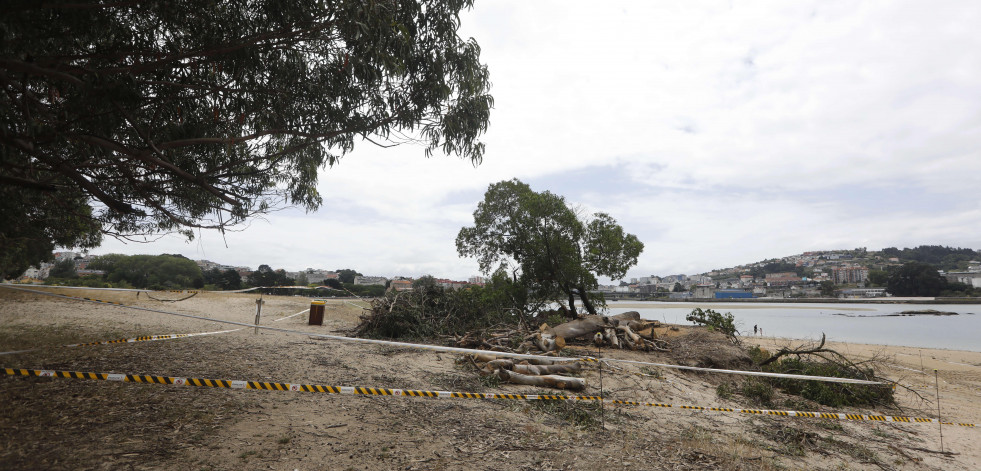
[607,297,981,304]
[745,335,981,357]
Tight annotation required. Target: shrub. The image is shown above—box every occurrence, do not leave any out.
[748,346,895,407]
[741,379,774,406]
[716,382,734,400]
[686,308,738,338]
[747,345,770,364]
[528,392,602,429]
[354,277,525,340]
[765,358,894,408]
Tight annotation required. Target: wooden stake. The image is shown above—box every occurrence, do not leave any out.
[934,369,943,453]
[254,294,264,335]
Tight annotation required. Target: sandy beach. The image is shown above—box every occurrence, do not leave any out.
[1,286,978,470]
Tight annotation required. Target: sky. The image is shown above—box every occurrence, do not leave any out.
[95,0,981,282]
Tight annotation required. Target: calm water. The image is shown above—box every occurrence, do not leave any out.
[605,301,981,352]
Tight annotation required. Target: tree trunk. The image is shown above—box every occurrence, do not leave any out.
[567,290,577,315]
[577,285,597,315]
[496,369,586,391]
[549,315,610,340]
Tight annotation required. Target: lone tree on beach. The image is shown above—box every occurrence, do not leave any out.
[0,0,493,276]
[456,179,644,315]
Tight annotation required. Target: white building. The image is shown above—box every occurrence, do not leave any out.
[354,276,388,286]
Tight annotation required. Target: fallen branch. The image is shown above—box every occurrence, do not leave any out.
[759,333,827,366]
[496,369,585,391]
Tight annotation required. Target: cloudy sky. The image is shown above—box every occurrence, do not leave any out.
[96,0,981,282]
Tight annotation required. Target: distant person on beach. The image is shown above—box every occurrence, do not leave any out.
[753,324,758,335]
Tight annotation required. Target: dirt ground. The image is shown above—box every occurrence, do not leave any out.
[1,286,978,470]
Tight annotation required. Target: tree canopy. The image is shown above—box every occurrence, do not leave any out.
[886,261,947,297]
[87,253,203,289]
[247,264,294,287]
[879,246,980,271]
[456,179,644,314]
[1,0,492,273]
[335,269,362,284]
[202,267,243,291]
[0,183,101,279]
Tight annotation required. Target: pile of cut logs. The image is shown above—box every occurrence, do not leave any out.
[468,352,586,391]
[463,311,668,391]
[519,311,667,353]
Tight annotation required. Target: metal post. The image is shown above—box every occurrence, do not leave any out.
[598,342,605,430]
[934,369,943,453]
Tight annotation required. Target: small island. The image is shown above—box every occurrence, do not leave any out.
[893,309,959,316]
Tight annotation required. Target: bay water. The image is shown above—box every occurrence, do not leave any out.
[606,301,981,352]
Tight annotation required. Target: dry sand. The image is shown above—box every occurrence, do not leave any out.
[1,286,978,470]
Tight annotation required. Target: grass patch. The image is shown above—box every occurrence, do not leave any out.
[755,423,819,457]
[639,366,663,379]
[527,391,603,429]
[478,372,502,388]
[741,379,774,406]
[716,382,735,400]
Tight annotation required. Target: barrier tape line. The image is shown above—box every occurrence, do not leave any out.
[0,284,199,294]
[0,329,242,356]
[0,308,308,356]
[0,285,885,385]
[1,367,974,428]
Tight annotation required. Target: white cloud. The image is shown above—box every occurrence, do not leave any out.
[94,1,981,281]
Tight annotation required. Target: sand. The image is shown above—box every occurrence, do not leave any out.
[1,286,979,470]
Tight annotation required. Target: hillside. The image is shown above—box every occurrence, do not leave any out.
[707,245,980,278]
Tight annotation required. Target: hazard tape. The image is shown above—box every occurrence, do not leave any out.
[0,307,309,356]
[0,329,242,356]
[0,285,885,385]
[1,367,974,428]
[0,284,201,294]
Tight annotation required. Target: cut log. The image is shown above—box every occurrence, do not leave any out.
[533,330,566,352]
[635,326,659,340]
[512,362,582,375]
[610,311,641,324]
[617,324,644,349]
[496,369,586,391]
[550,315,610,340]
[468,353,564,365]
[483,359,515,374]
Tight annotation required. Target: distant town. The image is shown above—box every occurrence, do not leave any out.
[14,246,981,299]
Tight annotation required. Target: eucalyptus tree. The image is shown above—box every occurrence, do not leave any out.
[1,0,493,274]
[456,179,644,315]
[887,261,947,297]
[0,183,101,279]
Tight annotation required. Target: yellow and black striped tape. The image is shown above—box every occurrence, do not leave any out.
[80,297,126,306]
[0,329,241,356]
[2,367,975,428]
[73,333,193,347]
